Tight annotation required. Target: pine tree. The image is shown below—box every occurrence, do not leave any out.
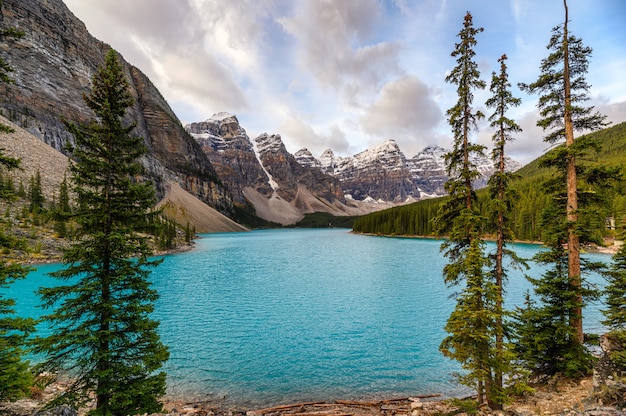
[58,172,71,215]
[513,199,601,378]
[0,260,35,401]
[28,169,44,213]
[34,49,169,415]
[0,4,34,397]
[484,54,528,406]
[53,173,71,238]
[434,11,493,407]
[603,243,626,330]
[601,222,626,373]
[519,0,609,344]
[0,155,35,400]
[185,221,192,243]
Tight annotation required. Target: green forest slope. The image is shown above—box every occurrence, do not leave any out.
[352,122,626,242]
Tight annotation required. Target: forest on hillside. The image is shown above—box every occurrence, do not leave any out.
[352,121,626,243]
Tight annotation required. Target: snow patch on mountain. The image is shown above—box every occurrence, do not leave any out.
[253,133,280,191]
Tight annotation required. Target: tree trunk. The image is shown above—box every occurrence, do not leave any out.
[562,0,584,344]
[492,134,506,411]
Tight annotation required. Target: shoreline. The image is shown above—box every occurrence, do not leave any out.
[352,231,622,255]
[4,374,615,416]
[21,241,197,266]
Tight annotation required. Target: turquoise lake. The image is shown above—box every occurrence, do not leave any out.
[11,228,609,407]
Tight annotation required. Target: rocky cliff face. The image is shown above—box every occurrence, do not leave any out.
[254,133,344,204]
[407,145,450,198]
[185,113,272,208]
[0,0,232,214]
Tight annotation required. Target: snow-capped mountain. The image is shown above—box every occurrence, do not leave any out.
[407,145,449,198]
[185,113,273,206]
[307,140,420,202]
[296,142,523,201]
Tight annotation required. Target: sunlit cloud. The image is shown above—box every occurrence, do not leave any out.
[360,76,443,156]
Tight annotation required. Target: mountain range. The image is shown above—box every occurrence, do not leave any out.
[0,0,520,228]
[185,113,521,224]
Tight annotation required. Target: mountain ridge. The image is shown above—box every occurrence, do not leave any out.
[186,114,371,225]
[352,121,626,240]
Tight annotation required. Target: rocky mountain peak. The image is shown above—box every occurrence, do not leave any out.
[294,148,321,168]
[415,145,447,158]
[350,139,405,172]
[318,149,337,174]
[185,115,272,206]
[254,133,287,156]
[292,139,523,202]
[185,118,348,224]
[185,112,251,153]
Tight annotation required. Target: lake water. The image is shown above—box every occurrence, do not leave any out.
[11,228,609,407]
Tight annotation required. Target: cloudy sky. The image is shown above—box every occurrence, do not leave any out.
[63,0,626,165]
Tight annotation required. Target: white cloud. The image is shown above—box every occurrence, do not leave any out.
[279,116,350,156]
[278,0,402,98]
[596,99,626,126]
[360,76,443,155]
[189,0,273,73]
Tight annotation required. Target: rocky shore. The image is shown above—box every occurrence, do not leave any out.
[2,373,625,416]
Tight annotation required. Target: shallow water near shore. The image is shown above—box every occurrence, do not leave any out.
[13,228,608,408]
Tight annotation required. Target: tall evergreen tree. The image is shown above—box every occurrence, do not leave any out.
[600,236,626,414]
[0,157,35,401]
[58,172,71,215]
[53,172,71,238]
[0,2,34,400]
[28,169,44,213]
[434,11,493,407]
[0,256,34,401]
[519,0,609,344]
[603,243,626,331]
[601,221,626,371]
[513,199,601,378]
[484,54,527,407]
[34,49,169,415]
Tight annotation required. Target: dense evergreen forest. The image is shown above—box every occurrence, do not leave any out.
[353,121,626,242]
